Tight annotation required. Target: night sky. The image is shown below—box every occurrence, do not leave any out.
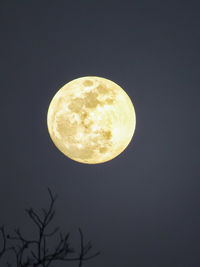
[1,1,200,266]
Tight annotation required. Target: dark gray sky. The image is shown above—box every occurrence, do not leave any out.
[0,0,200,266]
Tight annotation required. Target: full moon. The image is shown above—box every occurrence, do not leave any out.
[47,76,136,164]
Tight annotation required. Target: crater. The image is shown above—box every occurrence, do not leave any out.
[101,130,112,140]
[84,91,99,108]
[68,97,84,113]
[56,114,77,139]
[83,80,93,87]
[105,98,114,105]
[99,147,108,153]
[80,111,88,120]
[97,84,109,94]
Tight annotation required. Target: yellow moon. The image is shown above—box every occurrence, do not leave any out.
[47,76,136,164]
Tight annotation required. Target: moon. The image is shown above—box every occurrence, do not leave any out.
[47,76,136,164]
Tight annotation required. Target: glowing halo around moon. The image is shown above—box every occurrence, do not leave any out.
[47,76,136,164]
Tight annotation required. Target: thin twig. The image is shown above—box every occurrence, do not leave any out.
[0,189,100,266]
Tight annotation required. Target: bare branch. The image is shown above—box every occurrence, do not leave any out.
[0,225,6,258]
[0,189,100,266]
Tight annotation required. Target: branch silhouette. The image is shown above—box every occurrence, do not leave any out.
[0,188,100,266]
[0,225,6,258]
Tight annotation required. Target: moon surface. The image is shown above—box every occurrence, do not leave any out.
[47,76,136,164]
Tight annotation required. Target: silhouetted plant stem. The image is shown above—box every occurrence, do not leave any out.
[0,225,6,258]
[0,188,100,266]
